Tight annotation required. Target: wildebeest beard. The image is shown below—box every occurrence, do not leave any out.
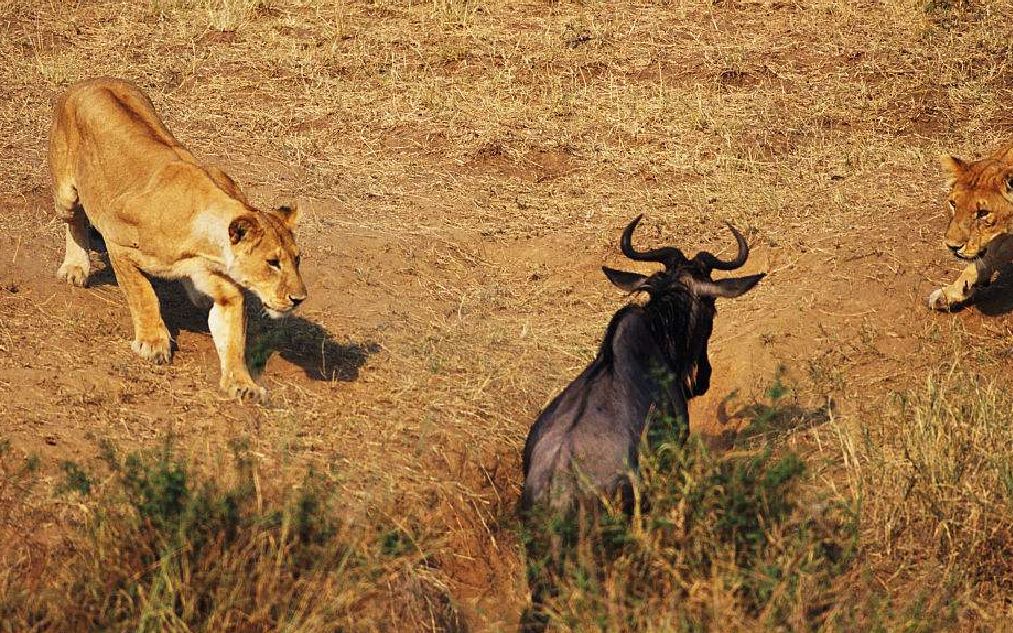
[639,281,712,399]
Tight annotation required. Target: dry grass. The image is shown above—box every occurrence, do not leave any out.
[828,360,1013,630]
[527,359,1013,632]
[0,439,465,632]
[1,0,1013,629]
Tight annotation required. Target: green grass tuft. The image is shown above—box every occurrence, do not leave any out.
[525,410,859,632]
[0,438,462,632]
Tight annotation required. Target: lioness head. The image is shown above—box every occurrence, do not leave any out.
[226,204,307,318]
[940,154,1013,259]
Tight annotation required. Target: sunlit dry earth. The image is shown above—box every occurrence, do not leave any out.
[2,0,1013,629]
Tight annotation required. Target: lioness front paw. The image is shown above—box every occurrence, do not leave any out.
[928,285,970,312]
[221,376,268,403]
[928,288,949,311]
[57,263,89,287]
[131,333,172,364]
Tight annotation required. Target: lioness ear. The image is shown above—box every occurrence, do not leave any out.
[228,215,259,245]
[940,154,968,179]
[271,202,301,229]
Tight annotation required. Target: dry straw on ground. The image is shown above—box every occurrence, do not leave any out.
[1,0,1013,630]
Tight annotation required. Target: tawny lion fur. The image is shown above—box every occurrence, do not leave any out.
[929,145,1013,311]
[49,78,306,401]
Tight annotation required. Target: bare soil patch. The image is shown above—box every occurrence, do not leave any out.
[3,0,1013,629]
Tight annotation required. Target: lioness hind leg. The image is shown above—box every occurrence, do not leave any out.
[54,185,91,288]
[107,247,172,364]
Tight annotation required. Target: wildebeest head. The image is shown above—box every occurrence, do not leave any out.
[602,214,764,301]
[599,214,764,393]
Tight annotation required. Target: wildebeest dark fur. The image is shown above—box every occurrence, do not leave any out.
[520,214,764,517]
[517,215,763,631]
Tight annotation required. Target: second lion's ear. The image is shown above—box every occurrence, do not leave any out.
[271,202,301,229]
[228,215,259,244]
[940,154,967,178]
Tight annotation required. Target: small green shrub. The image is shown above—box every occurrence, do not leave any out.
[57,460,92,496]
[0,440,40,521]
[2,438,460,633]
[0,440,43,631]
[525,411,858,632]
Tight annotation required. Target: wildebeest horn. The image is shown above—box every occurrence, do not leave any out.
[694,222,749,271]
[620,214,685,264]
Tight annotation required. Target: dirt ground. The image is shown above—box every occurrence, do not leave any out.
[3,0,1013,628]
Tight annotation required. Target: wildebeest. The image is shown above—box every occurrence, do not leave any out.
[518,215,763,631]
[520,214,764,517]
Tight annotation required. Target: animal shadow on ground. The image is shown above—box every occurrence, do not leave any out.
[710,379,833,449]
[246,313,380,382]
[80,234,377,382]
[150,278,379,382]
[969,262,1013,317]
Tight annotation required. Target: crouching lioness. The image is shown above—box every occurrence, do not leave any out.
[929,148,1013,311]
[49,78,306,401]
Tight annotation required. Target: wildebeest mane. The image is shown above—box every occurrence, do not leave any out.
[590,279,705,397]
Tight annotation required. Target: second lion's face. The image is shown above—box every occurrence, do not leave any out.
[941,155,1013,260]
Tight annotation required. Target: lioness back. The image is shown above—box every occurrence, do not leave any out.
[50,79,200,236]
[55,77,180,150]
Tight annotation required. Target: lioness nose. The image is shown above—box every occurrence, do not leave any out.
[290,295,305,308]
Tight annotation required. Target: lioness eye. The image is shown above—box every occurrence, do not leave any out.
[947,200,956,214]
[976,209,990,221]
[267,258,281,269]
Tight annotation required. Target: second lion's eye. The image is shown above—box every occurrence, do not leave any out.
[976,209,990,220]
[267,258,281,269]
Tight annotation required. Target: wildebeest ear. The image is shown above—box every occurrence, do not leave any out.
[939,154,967,179]
[693,273,764,298]
[602,266,649,293]
[270,202,301,229]
[228,215,259,245]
